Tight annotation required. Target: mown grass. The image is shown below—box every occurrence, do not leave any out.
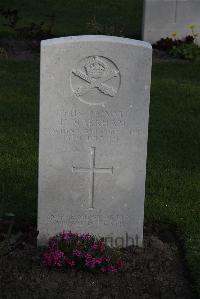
[0,61,39,220]
[0,60,199,295]
[0,0,143,39]
[146,62,200,296]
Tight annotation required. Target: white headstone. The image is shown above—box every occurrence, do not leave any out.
[143,0,200,44]
[38,35,152,247]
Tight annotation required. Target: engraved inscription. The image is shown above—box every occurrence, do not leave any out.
[44,107,141,144]
[72,147,113,209]
[71,56,121,105]
[49,213,130,226]
[61,108,129,144]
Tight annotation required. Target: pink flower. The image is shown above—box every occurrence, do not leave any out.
[101,266,107,273]
[103,257,111,263]
[94,257,103,265]
[99,241,105,253]
[91,241,105,252]
[84,253,92,260]
[116,260,124,269]
[108,266,118,273]
[48,237,58,250]
[65,258,75,267]
[43,231,122,273]
[85,259,96,269]
[100,265,118,273]
[91,243,98,250]
[72,249,83,257]
[80,233,92,241]
[43,250,64,267]
[85,256,103,269]
[60,231,77,241]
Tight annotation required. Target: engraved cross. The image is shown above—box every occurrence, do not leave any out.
[72,147,113,210]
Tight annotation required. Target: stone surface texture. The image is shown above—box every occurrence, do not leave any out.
[143,0,200,45]
[38,35,152,247]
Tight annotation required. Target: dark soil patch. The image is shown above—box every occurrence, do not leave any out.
[0,224,196,299]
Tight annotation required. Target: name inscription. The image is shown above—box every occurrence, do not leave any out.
[45,107,142,144]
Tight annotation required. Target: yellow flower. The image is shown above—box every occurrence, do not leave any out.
[188,24,196,30]
[171,32,177,38]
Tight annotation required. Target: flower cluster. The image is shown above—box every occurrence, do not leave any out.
[153,24,200,61]
[153,33,195,52]
[42,231,123,273]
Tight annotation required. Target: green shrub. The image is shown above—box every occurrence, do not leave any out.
[170,43,200,61]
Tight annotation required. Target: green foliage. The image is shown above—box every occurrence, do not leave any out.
[147,62,200,295]
[0,61,39,222]
[0,47,8,59]
[0,0,143,39]
[0,8,20,29]
[0,195,15,241]
[0,8,55,42]
[87,16,125,36]
[170,43,200,61]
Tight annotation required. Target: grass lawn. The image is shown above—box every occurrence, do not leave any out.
[0,0,143,39]
[0,60,199,295]
[147,62,200,296]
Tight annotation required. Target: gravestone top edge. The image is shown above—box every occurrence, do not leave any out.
[41,35,152,50]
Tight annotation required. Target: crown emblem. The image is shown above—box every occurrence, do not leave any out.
[85,57,107,79]
[71,56,120,104]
